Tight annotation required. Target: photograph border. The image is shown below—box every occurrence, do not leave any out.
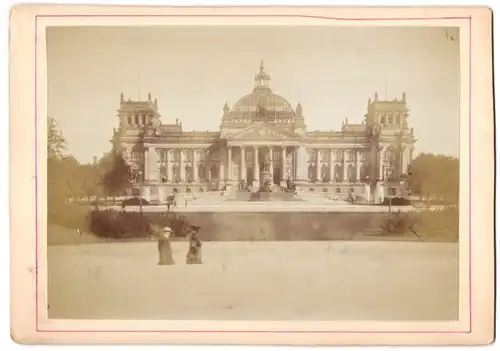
[10,5,494,344]
[35,12,472,335]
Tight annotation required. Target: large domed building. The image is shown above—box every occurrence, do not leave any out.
[113,60,416,201]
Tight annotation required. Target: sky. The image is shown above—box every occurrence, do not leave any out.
[47,26,460,164]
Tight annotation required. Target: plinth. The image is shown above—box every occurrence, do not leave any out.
[259,171,273,191]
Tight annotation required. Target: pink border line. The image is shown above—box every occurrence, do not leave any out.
[35,14,472,335]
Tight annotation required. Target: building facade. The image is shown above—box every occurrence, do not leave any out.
[112,61,416,199]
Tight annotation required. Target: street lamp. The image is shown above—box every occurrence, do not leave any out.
[388,161,394,213]
[138,170,143,216]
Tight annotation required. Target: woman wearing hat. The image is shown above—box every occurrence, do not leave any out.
[158,226,175,265]
[186,225,202,264]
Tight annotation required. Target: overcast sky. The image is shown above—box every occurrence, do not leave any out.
[47,26,460,164]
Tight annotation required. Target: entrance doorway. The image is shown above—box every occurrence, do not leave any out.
[246,167,253,186]
[273,167,281,185]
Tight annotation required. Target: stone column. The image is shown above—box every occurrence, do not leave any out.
[253,146,259,181]
[342,149,348,182]
[401,146,409,174]
[148,146,159,182]
[219,148,226,182]
[315,149,321,182]
[240,146,246,181]
[329,149,334,184]
[192,149,198,182]
[143,147,149,181]
[281,146,287,181]
[165,149,170,181]
[269,146,274,182]
[294,145,309,188]
[227,146,232,181]
[179,149,185,182]
[355,149,361,182]
[378,148,384,180]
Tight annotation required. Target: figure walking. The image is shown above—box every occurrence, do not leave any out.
[157,226,175,265]
[186,225,203,264]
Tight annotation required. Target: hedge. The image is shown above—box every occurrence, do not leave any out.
[48,204,192,239]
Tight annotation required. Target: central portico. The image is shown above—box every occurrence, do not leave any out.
[223,121,304,189]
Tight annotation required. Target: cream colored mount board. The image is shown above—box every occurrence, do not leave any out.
[9,4,494,346]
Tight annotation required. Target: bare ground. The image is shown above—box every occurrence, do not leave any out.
[48,241,459,321]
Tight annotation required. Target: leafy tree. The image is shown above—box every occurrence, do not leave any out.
[408,153,459,204]
[99,151,131,198]
[47,116,67,159]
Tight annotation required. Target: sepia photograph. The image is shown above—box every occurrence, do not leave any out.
[9,4,494,346]
[46,25,460,321]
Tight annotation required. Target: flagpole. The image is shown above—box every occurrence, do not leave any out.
[137,75,141,101]
[385,75,388,100]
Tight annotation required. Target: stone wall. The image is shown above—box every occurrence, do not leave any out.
[176,212,391,241]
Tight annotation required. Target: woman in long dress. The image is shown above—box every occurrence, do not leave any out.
[158,226,175,265]
[186,226,202,264]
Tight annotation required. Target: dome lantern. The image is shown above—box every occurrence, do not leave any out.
[254,59,271,91]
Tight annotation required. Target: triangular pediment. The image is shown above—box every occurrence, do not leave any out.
[226,122,299,141]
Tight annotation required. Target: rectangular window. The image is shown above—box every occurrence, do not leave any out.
[159,150,167,162]
[395,114,401,125]
[170,150,179,162]
[388,114,394,124]
[198,150,206,161]
[389,188,396,196]
[380,114,386,124]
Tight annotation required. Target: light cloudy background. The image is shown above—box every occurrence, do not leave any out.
[47,26,460,164]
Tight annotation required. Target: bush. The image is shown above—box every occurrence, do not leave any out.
[48,203,91,230]
[121,197,151,206]
[48,204,192,239]
[377,197,412,206]
[409,206,459,240]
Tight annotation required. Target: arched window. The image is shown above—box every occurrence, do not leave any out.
[385,149,396,163]
[159,165,167,180]
[321,164,329,183]
[172,165,179,182]
[348,164,356,182]
[185,165,193,182]
[360,163,369,180]
[334,164,342,182]
[197,164,205,182]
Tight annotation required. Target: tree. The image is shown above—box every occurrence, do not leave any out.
[47,116,67,159]
[99,151,132,198]
[408,153,459,204]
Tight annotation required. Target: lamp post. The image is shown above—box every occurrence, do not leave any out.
[388,161,393,213]
[138,170,143,216]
